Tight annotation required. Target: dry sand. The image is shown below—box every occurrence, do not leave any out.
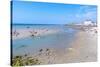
[64,31,97,63]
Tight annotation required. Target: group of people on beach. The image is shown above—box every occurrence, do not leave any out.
[12,30,20,37]
[12,26,49,38]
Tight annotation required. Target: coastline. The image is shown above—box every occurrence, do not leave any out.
[12,26,97,64]
[32,29,97,64]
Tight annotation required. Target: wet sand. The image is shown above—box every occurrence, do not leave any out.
[31,29,97,64]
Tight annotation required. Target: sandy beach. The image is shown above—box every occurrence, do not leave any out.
[25,27,97,64]
[64,30,97,63]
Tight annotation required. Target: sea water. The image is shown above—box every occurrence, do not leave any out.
[12,24,78,56]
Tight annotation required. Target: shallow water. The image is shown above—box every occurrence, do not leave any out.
[12,24,78,56]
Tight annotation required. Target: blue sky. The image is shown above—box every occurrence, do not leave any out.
[12,1,97,24]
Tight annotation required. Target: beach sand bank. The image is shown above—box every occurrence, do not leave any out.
[31,30,97,64]
[12,29,60,39]
[64,30,97,63]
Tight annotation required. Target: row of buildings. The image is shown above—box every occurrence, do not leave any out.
[76,20,97,26]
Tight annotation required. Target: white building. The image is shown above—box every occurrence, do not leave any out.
[83,20,94,26]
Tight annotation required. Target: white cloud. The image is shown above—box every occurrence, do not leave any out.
[75,5,97,21]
